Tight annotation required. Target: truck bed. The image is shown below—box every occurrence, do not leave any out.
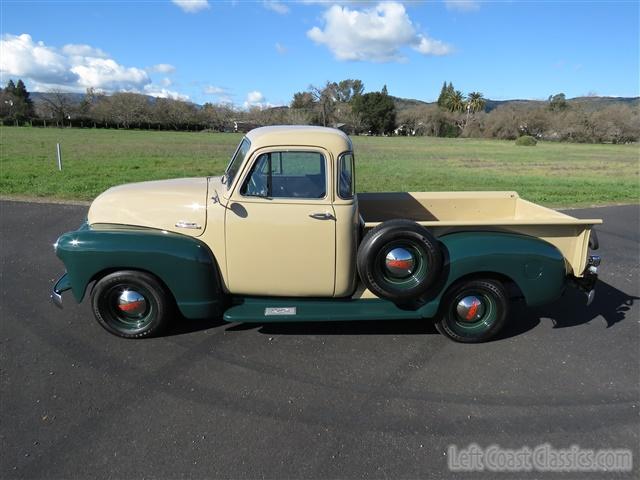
[358,191,602,276]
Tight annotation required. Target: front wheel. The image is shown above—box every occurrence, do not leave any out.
[91,270,172,339]
[435,279,509,343]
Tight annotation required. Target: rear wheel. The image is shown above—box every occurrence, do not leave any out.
[91,270,171,339]
[435,279,509,343]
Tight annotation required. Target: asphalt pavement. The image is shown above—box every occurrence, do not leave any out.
[0,200,638,479]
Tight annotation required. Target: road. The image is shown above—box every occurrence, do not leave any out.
[1,200,638,479]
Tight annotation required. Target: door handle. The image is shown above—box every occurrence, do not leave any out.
[309,212,335,220]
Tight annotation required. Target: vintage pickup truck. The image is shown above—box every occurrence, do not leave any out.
[52,126,602,342]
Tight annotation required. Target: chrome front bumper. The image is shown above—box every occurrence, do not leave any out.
[51,273,71,309]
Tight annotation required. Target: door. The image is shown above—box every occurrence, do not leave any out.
[225,149,336,297]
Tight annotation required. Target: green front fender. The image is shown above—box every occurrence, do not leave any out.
[54,224,223,319]
[420,231,567,316]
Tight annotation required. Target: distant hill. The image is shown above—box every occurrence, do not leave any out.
[31,91,163,106]
[565,96,639,112]
[30,91,639,114]
[483,96,639,112]
[31,91,87,105]
[391,94,639,113]
[390,96,430,112]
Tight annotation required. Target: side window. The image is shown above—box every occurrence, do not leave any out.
[338,152,354,199]
[241,151,326,199]
[240,153,270,197]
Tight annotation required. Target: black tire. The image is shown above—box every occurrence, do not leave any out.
[91,270,172,339]
[435,279,509,343]
[357,219,443,302]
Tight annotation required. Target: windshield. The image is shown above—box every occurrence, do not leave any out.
[224,138,251,189]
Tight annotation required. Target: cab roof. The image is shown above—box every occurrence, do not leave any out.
[244,125,352,156]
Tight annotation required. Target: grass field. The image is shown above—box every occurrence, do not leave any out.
[1,126,638,207]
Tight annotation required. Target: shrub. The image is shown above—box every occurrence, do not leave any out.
[515,135,537,146]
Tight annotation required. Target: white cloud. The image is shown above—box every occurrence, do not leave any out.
[0,33,191,97]
[148,63,176,74]
[263,1,289,14]
[71,58,149,90]
[0,33,77,85]
[214,95,234,105]
[243,90,280,109]
[275,42,287,54]
[172,0,210,13]
[444,0,480,12]
[143,84,190,101]
[307,2,452,62]
[246,90,264,104]
[61,44,109,58]
[161,77,172,87]
[414,35,452,56]
[204,85,227,95]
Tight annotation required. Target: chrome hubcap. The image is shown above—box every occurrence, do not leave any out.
[385,248,415,278]
[116,290,147,317]
[456,295,485,322]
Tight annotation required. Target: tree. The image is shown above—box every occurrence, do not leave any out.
[447,90,466,113]
[290,91,316,110]
[285,107,314,125]
[4,80,16,95]
[309,82,338,127]
[352,90,396,134]
[437,81,448,108]
[446,82,454,100]
[483,105,521,139]
[79,87,102,118]
[0,90,16,122]
[152,98,197,130]
[105,93,150,128]
[335,79,364,103]
[0,81,17,121]
[549,93,568,112]
[39,89,76,125]
[14,80,35,119]
[200,102,235,131]
[0,79,35,121]
[437,81,467,114]
[381,84,388,96]
[463,91,486,128]
[466,92,486,114]
[288,79,365,127]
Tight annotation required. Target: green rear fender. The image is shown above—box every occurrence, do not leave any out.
[431,231,567,312]
[55,224,223,319]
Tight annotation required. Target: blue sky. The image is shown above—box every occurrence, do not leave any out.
[1,0,638,108]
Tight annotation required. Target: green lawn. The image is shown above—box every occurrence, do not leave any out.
[1,126,638,206]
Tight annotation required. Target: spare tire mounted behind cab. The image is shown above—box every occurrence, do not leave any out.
[356,219,443,302]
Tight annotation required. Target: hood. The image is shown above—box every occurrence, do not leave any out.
[88,177,209,237]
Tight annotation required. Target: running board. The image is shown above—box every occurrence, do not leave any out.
[223,297,429,323]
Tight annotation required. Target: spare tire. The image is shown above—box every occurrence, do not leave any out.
[357,219,443,302]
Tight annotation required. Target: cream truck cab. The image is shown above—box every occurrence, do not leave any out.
[52,126,602,342]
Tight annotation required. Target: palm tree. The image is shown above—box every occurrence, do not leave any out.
[447,90,466,113]
[467,91,486,114]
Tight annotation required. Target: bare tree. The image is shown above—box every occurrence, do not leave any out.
[152,98,197,130]
[39,89,76,125]
[310,82,337,127]
[200,102,235,131]
[108,93,150,128]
